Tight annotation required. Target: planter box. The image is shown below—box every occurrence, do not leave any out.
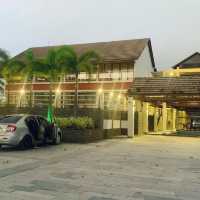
[62,128,104,143]
[103,129,122,139]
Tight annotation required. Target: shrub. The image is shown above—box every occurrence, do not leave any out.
[56,117,94,129]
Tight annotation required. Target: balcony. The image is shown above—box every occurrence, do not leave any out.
[64,70,134,82]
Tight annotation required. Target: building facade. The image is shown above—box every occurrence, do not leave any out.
[6,39,156,111]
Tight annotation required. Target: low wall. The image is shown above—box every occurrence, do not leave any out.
[62,128,104,143]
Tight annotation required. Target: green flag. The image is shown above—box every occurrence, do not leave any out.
[47,104,54,123]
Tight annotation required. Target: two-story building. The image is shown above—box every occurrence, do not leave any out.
[7,38,156,110]
[2,38,156,135]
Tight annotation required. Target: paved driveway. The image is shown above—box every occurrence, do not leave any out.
[0,135,200,200]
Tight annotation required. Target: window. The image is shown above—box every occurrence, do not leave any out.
[78,92,97,107]
[104,92,127,111]
[34,92,56,106]
[0,115,22,123]
[63,92,75,106]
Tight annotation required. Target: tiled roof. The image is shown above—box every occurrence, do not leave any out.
[129,76,200,96]
[172,52,200,69]
[15,38,154,65]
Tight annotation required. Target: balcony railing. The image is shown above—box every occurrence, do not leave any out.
[65,70,134,82]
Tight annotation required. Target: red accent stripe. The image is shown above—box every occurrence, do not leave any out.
[6,82,132,91]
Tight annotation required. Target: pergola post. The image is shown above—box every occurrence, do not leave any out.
[142,102,149,134]
[162,102,167,131]
[137,100,143,135]
[172,108,176,131]
[128,97,135,138]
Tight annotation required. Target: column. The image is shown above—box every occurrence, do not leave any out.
[154,107,159,132]
[162,102,167,131]
[98,92,104,130]
[128,97,135,138]
[136,100,143,135]
[99,92,104,110]
[142,102,149,134]
[172,108,176,131]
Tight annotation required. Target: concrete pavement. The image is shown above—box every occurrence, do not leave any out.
[0,135,200,199]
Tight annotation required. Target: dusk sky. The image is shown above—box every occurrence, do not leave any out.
[0,0,200,70]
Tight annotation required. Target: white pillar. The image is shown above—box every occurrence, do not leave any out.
[172,108,176,131]
[162,102,167,131]
[137,100,143,135]
[142,102,149,134]
[128,97,135,138]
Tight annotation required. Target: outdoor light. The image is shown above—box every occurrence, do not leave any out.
[20,89,25,95]
[169,72,174,76]
[56,88,61,94]
[98,88,103,94]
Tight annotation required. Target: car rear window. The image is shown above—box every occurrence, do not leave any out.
[0,116,22,124]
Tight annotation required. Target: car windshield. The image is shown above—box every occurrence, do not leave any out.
[0,116,22,124]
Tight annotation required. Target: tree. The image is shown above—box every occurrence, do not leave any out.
[56,46,100,116]
[18,49,40,107]
[31,49,60,107]
[0,49,25,105]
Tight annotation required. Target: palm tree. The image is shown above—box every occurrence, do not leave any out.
[31,49,60,107]
[56,46,100,116]
[0,49,9,104]
[0,49,25,105]
[18,49,40,107]
[0,49,9,70]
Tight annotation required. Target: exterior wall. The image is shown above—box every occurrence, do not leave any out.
[134,46,154,77]
[5,81,131,110]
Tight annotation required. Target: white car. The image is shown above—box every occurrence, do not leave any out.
[0,114,62,149]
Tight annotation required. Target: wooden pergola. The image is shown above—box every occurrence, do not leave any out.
[129,76,200,110]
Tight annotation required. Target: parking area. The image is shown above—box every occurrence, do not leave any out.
[0,135,200,200]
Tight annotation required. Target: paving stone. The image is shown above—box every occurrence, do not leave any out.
[144,195,182,200]
[30,179,80,192]
[0,161,41,178]
[88,197,117,200]
[0,136,200,200]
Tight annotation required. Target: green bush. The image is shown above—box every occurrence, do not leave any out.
[56,117,94,129]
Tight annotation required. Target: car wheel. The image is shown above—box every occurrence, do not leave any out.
[19,135,33,150]
[53,133,61,145]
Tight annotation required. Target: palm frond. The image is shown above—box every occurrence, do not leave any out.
[56,46,78,73]
[78,51,100,64]
[78,62,94,74]
[8,60,26,71]
[78,51,99,73]
[57,46,77,59]
[25,49,35,62]
[32,59,47,75]
[0,49,10,63]
[46,49,57,67]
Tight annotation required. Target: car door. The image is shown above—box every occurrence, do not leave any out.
[37,117,51,139]
[25,116,40,140]
[35,116,47,141]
